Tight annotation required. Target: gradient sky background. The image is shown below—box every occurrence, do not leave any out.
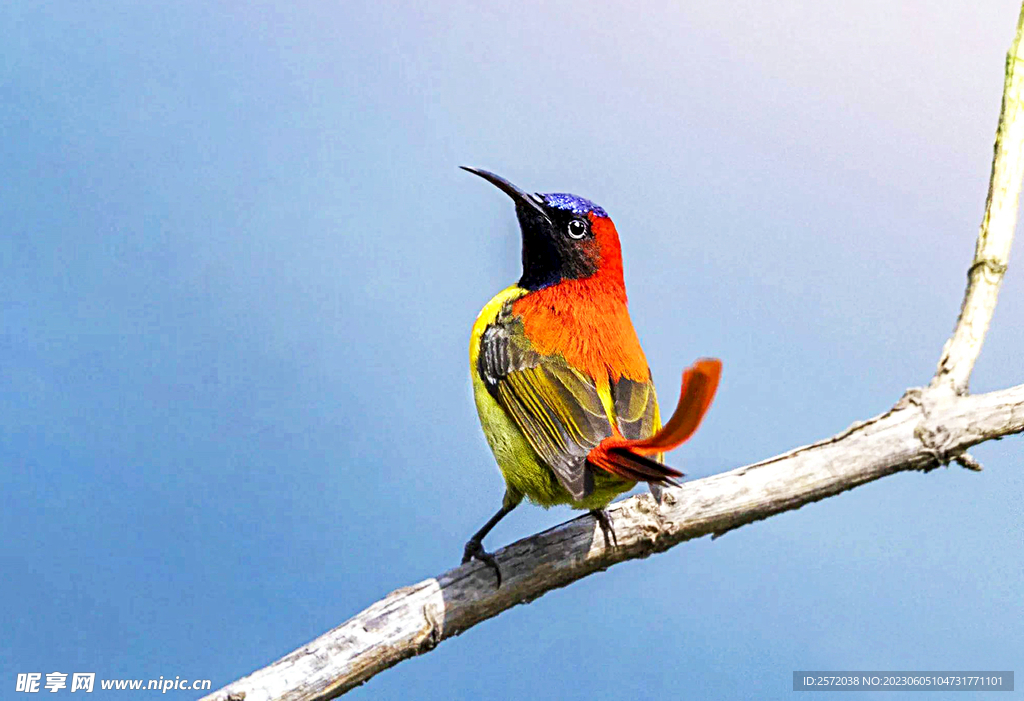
[2,1,1022,699]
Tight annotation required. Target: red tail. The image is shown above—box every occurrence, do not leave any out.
[587,358,722,484]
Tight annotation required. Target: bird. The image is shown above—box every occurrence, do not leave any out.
[462,167,722,586]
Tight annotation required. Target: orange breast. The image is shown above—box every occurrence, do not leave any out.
[512,276,650,384]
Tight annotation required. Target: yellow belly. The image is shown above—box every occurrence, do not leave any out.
[470,287,636,509]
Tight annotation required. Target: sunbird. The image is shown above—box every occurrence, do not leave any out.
[463,167,722,585]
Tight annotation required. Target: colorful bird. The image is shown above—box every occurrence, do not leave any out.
[463,167,721,585]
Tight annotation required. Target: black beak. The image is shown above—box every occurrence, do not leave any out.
[460,167,552,224]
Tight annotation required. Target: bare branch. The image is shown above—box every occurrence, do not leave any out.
[932,2,1024,394]
[202,5,1024,701]
[201,384,1024,701]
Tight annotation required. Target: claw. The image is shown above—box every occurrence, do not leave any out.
[590,509,618,550]
[462,539,503,587]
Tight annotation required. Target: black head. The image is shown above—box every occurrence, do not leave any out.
[461,167,614,291]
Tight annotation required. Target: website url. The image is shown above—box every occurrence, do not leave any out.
[100,677,212,692]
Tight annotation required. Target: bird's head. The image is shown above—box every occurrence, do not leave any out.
[462,167,624,292]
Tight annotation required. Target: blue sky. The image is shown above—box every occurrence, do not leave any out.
[1,1,1021,699]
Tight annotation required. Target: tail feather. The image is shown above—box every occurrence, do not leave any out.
[588,447,684,483]
[587,358,721,485]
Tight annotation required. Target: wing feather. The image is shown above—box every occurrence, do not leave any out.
[478,305,610,500]
[612,374,659,441]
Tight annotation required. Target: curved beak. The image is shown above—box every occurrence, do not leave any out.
[460,166,552,224]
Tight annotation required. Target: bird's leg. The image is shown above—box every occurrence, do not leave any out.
[590,508,618,550]
[462,496,518,587]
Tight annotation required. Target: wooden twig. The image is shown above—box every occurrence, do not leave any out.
[932,2,1024,394]
[202,4,1024,700]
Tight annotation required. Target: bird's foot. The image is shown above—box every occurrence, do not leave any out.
[590,509,618,550]
[462,539,502,587]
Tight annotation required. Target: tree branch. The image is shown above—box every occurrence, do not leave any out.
[931,2,1024,394]
[202,5,1024,701]
[203,384,1024,701]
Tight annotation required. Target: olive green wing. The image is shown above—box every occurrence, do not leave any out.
[477,310,613,500]
[612,374,661,442]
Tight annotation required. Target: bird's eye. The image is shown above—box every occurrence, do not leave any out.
[566,219,588,239]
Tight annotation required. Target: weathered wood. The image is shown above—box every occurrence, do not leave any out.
[202,4,1024,700]
[932,3,1024,394]
[202,383,1024,701]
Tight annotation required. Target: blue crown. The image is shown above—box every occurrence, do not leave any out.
[541,193,608,218]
